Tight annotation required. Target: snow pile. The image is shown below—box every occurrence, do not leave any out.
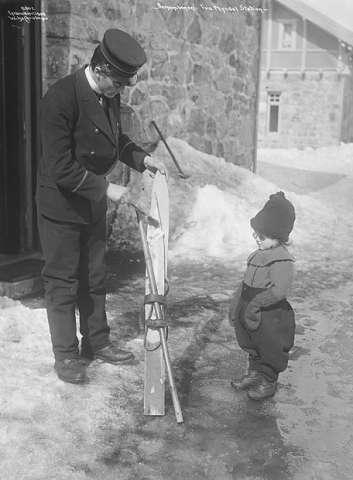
[151,138,345,263]
[0,297,142,479]
[109,139,353,260]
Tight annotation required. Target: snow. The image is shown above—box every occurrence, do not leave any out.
[113,140,353,259]
[152,138,352,263]
[1,139,353,478]
[0,298,143,479]
[258,143,353,175]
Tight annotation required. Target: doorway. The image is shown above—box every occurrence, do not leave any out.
[0,0,41,255]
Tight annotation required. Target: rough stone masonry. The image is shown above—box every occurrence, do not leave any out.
[42,0,262,170]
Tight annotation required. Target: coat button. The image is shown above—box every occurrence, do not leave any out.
[94,128,100,134]
[90,150,95,155]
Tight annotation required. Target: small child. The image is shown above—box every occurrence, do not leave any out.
[229,191,296,400]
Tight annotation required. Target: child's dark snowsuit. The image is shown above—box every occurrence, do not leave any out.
[230,245,295,381]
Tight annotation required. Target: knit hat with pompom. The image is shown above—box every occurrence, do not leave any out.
[250,191,295,242]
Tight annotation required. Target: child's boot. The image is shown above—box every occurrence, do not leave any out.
[231,370,262,390]
[247,375,277,400]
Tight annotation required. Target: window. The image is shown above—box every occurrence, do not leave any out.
[268,93,280,133]
[278,20,297,50]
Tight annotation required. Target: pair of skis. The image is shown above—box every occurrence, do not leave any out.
[133,172,183,424]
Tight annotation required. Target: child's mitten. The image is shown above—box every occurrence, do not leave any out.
[244,288,281,331]
[229,284,242,326]
[243,303,262,330]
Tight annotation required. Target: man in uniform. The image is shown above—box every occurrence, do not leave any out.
[37,28,165,384]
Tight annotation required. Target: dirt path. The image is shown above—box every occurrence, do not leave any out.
[94,164,353,480]
[75,254,352,480]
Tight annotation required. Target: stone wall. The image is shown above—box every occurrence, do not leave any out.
[42,0,262,170]
[258,71,345,149]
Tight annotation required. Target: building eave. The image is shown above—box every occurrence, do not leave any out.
[277,0,353,46]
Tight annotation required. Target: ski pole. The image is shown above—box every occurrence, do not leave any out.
[136,211,184,424]
[151,120,190,180]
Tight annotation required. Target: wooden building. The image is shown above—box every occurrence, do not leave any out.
[258,0,353,148]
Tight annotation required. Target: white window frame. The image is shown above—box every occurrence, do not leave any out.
[267,92,281,134]
[278,19,297,50]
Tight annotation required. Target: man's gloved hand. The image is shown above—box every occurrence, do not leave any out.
[106,183,128,202]
[144,156,167,177]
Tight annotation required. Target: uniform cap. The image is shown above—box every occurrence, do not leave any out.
[100,28,147,78]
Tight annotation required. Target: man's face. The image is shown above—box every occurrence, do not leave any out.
[94,67,137,98]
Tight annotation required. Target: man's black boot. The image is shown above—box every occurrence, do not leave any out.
[231,370,262,390]
[54,358,87,384]
[81,343,135,364]
[95,344,135,364]
[80,339,95,362]
[247,375,277,400]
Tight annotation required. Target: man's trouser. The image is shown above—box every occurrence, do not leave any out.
[38,213,110,360]
[234,284,295,381]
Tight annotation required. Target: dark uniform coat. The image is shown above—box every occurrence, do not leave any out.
[37,66,148,360]
[37,65,147,224]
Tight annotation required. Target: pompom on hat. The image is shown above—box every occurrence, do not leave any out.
[250,191,295,242]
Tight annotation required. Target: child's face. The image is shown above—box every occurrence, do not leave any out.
[252,230,279,250]
[253,230,265,247]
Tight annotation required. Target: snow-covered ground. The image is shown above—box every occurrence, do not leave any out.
[0,296,144,479]
[1,139,353,479]
[259,143,353,175]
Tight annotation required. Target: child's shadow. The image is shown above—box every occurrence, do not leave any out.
[230,400,305,479]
